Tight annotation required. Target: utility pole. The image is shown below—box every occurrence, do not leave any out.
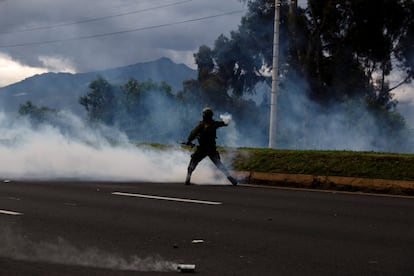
[269,0,281,148]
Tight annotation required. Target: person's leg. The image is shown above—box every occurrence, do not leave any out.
[209,151,238,185]
[185,149,206,185]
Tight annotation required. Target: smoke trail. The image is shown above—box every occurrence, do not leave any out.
[219,113,232,125]
[0,111,229,184]
[0,225,177,272]
[220,113,240,148]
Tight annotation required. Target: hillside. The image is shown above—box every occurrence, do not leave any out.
[0,57,196,115]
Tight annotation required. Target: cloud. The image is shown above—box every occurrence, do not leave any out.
[0,0,245,82]
[0,53,47,86]
[0,53,77,87]
[38,55,76,73]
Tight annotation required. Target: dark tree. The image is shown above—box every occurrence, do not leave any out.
[79,76,116,124]
[18,101,56,124]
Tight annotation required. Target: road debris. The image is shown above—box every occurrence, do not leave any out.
[191,239,204,244]
[177,264,196,273]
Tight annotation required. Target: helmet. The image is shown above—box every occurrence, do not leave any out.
[202,107,213,120]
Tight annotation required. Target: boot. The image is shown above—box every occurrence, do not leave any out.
[185,173,192,185]
[227,176,238,186]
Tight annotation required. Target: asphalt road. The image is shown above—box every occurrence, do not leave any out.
[0,180,413,275]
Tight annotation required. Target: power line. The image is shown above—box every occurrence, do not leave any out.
[0,0,173,30]
[0,0,193,35]
[0,9,246,48]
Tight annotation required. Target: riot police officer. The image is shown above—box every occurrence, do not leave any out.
[184,107,238,185]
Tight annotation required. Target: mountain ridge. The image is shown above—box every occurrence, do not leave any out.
[0,57,197,114]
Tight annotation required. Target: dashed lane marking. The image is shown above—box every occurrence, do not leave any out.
[0,209,23,216]
[112,192,222,205]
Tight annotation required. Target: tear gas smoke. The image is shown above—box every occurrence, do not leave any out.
[219,113,232,125]
[0,225,177,272]
[220,113,240,148]
[0,111,230,184]
[254,70,414,153]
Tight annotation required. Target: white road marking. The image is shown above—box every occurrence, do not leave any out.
[7,197,21,201]
[112,192,222,205]
[0,209,23,216]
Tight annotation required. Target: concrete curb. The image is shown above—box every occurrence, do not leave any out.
[233,171,414,196]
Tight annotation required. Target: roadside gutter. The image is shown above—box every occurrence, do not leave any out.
[234,171,414,196]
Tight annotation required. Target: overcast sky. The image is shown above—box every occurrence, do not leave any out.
[0,0,252,87]
[1,0,412,127]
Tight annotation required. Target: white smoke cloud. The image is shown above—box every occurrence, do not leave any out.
[220,113,240,148]
[0,111,229,184]
[0,224,177,272]
[219,113,232,125]
[251,68,414,153]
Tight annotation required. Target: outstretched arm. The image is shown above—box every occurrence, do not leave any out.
[216,120,227,128]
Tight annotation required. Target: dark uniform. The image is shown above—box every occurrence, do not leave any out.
[185,108,238,185]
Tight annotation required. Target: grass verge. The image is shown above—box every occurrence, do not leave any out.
[226,148,414,181]
[223,148,414,196]
[140,144,414,195]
